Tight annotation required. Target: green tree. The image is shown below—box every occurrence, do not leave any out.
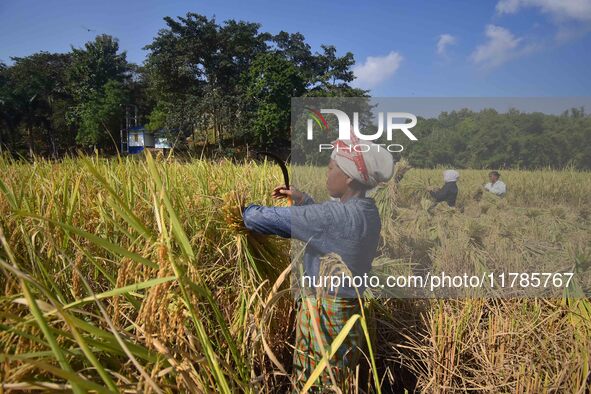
[0,62,11,153]
[67,35,129,150]
[144,13,270,148]
[144,13,364,151]
[244,52,305,146]
[2,52,73,157]
[75,80,127,148]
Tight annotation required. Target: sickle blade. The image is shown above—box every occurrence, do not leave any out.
[256,151,290,190]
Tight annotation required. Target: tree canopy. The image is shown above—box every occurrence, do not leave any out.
[0,12,589,169]
[404,108,591,169]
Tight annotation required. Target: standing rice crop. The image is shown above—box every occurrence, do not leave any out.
[0,153,590,392]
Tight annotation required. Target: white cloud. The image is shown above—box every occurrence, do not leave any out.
[470,25,532,68]
[496,0,591,22]
[436,34,457,56]
[481,1,591,69]
[352,51,403,88]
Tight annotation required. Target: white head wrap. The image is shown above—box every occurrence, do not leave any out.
[330,139,394,188]
[443,169,459,183]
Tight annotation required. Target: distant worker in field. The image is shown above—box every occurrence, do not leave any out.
[429,169,460,208]
[241,137,394,391]
[484,171,506,197]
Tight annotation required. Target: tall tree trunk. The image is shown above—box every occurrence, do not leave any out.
[214,108,222,151]
[192,123,196,153]
[7,123,14,152]
[45,121,57,159]
[48,130,57,158]
[28,127,34,159]
[229,106,235,147]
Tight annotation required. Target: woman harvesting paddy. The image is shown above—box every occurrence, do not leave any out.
[242,137,394,391]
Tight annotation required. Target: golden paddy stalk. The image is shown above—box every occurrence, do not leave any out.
[0,153,590,392]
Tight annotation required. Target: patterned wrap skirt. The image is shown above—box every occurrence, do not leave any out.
[292,296,365,391]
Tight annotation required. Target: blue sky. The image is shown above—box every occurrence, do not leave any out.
[1,0,590,96]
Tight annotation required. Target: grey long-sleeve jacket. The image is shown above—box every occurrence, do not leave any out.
[242,194,382,297]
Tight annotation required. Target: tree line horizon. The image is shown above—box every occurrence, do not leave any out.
[0,12,589,169]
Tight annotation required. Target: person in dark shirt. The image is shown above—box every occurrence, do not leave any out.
[429,169,459,207]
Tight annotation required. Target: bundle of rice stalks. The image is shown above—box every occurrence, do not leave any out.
[420,197,433,211]
[472,185,484,201]
[374,158,411,196]
[221,191,249,234]
[393,158,412,183]
[220,191,289,284]
[373,159,413,233]
[402,178,433,203]
[480,190,504,205]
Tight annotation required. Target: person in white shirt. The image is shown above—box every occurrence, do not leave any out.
[484,171,506,197]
